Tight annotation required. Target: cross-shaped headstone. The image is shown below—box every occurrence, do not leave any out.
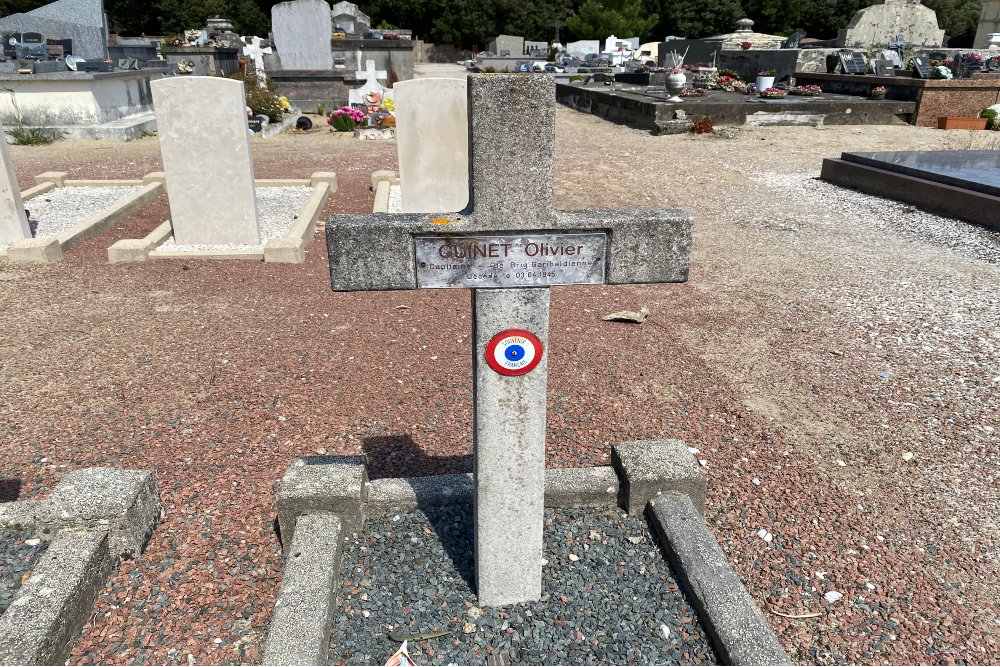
[242,36,272,85]
[325,75,692,607]
[355,59,387,84]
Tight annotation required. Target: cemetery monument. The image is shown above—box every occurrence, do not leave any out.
[837,0,945,47]
[326,74,692,605]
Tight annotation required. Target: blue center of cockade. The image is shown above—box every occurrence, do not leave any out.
[505,345,525,361]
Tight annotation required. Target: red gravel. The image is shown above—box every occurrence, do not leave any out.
[0,116,997,665]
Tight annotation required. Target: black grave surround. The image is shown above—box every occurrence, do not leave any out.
[821,150,1000,231]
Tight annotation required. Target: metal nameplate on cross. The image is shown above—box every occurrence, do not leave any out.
[325,74,693,607]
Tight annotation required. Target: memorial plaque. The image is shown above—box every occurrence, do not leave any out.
[912,56,934,78]
[415,233,607,288]
[839,51,868,75]
[873,60,896,77]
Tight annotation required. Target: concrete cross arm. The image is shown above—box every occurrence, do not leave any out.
[325,208,692,292]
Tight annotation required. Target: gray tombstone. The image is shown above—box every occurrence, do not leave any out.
[0,0,108,59]
[272,0,334,70]
[0,120,30,245]
[325,75,692,606]
[151,77,261,246]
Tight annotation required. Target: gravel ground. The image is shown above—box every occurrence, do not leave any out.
[332,505,715,666]
[26,186,143,238]
[156,186,313,252]
[0,528,47,614]
[0,110,996,665]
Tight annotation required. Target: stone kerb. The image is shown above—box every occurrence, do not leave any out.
[0,468,162,665]
[151,76,261,246]
[612,439,707,516]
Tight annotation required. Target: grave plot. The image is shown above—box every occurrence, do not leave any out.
[107,76,337,264]
[262,75,790,667]
[0,468,161,665]
[0,166,163,265]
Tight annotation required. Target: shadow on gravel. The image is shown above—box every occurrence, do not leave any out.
[423,500,476,593]
[362,434,472,480]
[0,479,21,502]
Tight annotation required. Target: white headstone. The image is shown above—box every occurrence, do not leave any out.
[272,0,334,70]
[348,59,394,108]
[394,78,469,214]
[566,39,600,55]
[151,77,260,246]
[0,120,30,245]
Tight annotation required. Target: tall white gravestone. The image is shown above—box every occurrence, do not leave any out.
[272,0,334,70]
[394,78,469,213]
[0,120,30,245]
[151,77,261,246]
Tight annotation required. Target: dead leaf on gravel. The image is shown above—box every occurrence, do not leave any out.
[602,307,650,323]
[394,305,411,310]
[770,607,822,620]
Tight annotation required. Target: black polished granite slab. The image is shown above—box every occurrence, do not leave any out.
[842,150,1000,198]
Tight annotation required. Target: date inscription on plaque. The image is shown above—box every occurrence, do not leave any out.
[415,233,607,288]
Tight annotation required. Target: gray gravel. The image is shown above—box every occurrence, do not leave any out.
[0,528,47,614]
[26,186,143,240]
[750,171,1000,265]
[156,186,313,253]
[331,504,717,666]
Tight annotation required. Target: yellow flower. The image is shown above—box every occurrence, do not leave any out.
[279,96,291,111]
[380,97,395,112]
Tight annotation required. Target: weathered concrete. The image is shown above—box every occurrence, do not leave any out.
[837,0,945,47]
[262,513,344,666]
[327,75,692,292]
[151,77,260,246]
[276,457,367,550]
[0,529,113,666]
[271,0,334,71]
[612,439,706,516]
[473,287,549,606]
[5,237,62,263]
[107,221,172,263]
[543,466,619,508]
[33,467,162,558]
[649,492,792,666]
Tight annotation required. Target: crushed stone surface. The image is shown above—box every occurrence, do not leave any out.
[0,108,996,665]
[0,528,48,614]
[156,186,313,252]
[26,186,142,239]
[332,505,716,665]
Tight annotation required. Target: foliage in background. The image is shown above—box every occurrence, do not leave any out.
[229,72,283,121]
[0,0,985,50]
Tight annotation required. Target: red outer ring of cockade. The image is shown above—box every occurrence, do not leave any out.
[484,328,544,376]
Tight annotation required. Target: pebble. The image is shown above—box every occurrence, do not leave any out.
[330,505,716,665]
[0,529,48,615]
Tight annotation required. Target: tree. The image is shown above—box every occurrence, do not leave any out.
[565,0,658,40]
[651,0,741,38]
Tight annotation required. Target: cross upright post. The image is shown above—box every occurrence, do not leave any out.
[355,59,387,84]
[326,74,692,607]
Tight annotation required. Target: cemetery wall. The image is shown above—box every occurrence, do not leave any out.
[974,0,1000,47]
[161,47,241,77]
[0,70,159,127]
[412,40,473,63]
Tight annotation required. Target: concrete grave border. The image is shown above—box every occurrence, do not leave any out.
[108,172,337,264]
[370,170,398,214]
[263,440,791,666]
[1,171,164,264]
[0,468,162,666]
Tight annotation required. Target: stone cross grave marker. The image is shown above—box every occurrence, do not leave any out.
[151,77,261,246]
[348,59,393,109]
[326,74,692,607]
[0,120,30,245]
[394,77,469,213]
[243,36,273,84]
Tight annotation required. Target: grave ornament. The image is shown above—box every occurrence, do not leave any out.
[325,75,692,607]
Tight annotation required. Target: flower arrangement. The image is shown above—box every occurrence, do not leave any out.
[246,106,253,118]
[380,97,395,113]
[933,65,953,79]
[279,96,291,111]
[872,85,886,94]
[743,82,756,94]
[981,103,1000,130]
[328,105,365,132]
[757,69,776,76]
[789,84,822,96]
[679,87,708,97]
[732,80,749,93]
[760,86,787,98]
[168,36,184,46]
[740,41,752,50]
[710,74,738,90]
[666,66,683,74]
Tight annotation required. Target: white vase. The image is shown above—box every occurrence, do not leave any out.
[989,33,1000,51]
[755,76,775,91]
[665,72,687,101]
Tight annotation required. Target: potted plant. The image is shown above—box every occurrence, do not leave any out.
[869,85,886,100]
[937,116,988,130]
[759,86,787,99]
[789,84,822,96]
[327,105,365,132]
[755,69,776,91]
